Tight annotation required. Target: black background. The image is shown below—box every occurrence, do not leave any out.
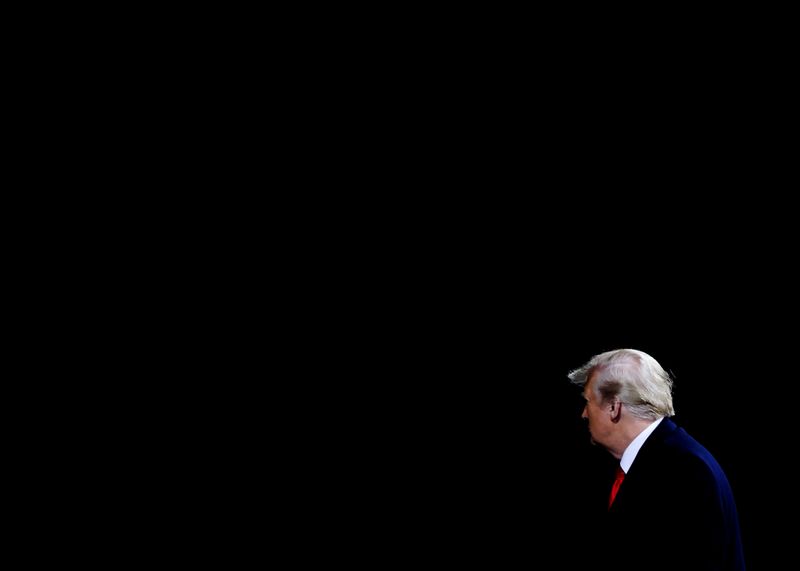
[325,270,794,568]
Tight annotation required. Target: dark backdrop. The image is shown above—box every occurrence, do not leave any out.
[339,286,791,568]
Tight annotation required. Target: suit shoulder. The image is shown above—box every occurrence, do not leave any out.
[660,429,733,491]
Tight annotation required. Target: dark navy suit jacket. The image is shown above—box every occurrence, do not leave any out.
[597,418,745,571]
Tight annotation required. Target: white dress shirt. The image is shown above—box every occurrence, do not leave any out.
[619,416,664,474]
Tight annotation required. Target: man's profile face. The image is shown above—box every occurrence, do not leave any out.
[581,372,613,450]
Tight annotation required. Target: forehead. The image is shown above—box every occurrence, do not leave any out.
[583,371,598,398]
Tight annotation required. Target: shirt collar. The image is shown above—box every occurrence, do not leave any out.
[619,416,664,473]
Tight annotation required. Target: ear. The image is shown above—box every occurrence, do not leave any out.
[609,398,622,422]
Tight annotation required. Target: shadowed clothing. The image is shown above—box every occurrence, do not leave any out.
[598,418,745,571]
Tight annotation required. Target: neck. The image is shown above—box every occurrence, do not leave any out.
[608,417,656,460]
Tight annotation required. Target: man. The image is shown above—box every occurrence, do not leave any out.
[568,349,745,571]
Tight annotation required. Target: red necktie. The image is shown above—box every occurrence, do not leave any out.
[608,465,625,509]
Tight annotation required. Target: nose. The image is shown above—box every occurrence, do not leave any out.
[581,404,588,419]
